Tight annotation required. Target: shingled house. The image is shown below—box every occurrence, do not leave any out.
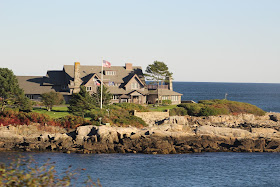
[17,62,182,105]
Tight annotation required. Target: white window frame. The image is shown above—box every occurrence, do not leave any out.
[171,95,178,101]
[105,71,116,75]
[86,86,92,91]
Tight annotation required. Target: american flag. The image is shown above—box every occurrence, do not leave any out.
[95,81,100,86]
[103,60,111,68]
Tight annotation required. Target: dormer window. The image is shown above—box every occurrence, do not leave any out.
[105,71,116,75]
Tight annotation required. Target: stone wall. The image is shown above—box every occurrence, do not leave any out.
[134,110,169,126]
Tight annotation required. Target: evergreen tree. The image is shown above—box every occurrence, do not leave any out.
[145,61,173,104]
[41,91,64,111]
[92,85,112,108]
[68,86,94,117]
[0,68,31,112]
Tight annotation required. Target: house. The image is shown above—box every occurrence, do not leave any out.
[17,62,182,105]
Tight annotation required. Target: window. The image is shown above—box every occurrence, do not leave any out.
[26,95,34,99]
[105,71,116,75]
[131,82,139,89]
[171,96,178,101]
[112,95,119,100]
[86,86,92,91]
[162,96,169,100]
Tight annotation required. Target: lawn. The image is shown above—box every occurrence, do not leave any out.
[148,104,178,112]
[32,106,71,119]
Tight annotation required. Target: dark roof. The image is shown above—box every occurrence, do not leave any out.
[148,89,183,96]
[17,76,70,95]
[63,65,146,86]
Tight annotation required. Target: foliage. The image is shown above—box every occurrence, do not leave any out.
[57,115,92,129]
[0,68,31,112]
[41,91,64,111]
[169,107,188,116]
[0,157,101,187]
[92,86,112,107]
[162,100,172,106]
[148,104,178,112]
[178,99,266,117]
[145,61,173,84]
[89,105,147,128]
[0,109,92,128]
[68,86,95,117]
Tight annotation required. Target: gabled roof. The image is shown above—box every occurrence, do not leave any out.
[123,74,145,88]
[82,73,101,85]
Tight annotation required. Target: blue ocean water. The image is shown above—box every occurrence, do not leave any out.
[0,152,280,187]
[173,82,280,112]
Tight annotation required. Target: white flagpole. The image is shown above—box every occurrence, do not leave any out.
[101,58,103,109]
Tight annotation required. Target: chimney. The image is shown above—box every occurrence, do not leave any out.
[125,63,133,70]
[168,76,173,91]
[73,62,82,93]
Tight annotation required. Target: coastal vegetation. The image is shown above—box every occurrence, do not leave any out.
[0,157,101,186]
[41,91,64,111]
[0,68,32,112]
[170,99,266,116]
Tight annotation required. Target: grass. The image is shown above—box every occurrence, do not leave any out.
[32,106,71,119]
[148,104,178,112]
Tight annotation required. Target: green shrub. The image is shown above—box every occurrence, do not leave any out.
[0,157,101,186]
[162,100,172,106]
[179,99,265,117]
[169,107,188,116]
[88,107,147,128]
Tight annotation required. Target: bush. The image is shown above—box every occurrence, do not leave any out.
[162,100,172,106]
[169,107,188,116]
[0,157,101,186]
[56,116,92,129]
[178,99,265,117]
[88,107,147,128]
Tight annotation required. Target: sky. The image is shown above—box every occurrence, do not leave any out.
[0,0,279,83]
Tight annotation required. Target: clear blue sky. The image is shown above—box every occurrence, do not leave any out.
[0,0,279,83]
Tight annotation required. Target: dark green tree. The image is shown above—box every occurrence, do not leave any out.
[41,91,64,111]
[145,61,173,104]
[68,86,94,117]
[92,85,112,108]
[0,68,31,112]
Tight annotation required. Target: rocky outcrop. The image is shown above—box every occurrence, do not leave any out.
[0,112,280,154]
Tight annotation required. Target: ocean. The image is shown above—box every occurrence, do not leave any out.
[1,82,280,186]
[0,152,280,187]
[173,82,280,112]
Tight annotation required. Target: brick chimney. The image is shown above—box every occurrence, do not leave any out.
[125,63,133,70]
[73,62,82,93]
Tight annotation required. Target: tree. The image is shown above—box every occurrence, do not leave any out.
[41,91,64,111]
[0,68,31,112]
[68,86,94,117]
[92,85,112,108]
[145,61,173,104]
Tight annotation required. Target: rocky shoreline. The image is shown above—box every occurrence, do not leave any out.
[1,113,280,154]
